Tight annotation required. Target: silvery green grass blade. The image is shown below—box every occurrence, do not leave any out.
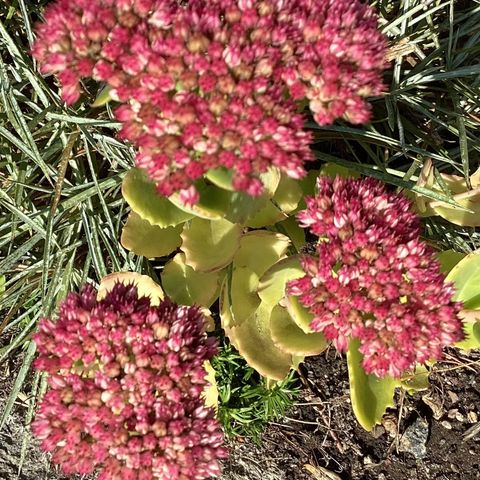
[0,5,134,475]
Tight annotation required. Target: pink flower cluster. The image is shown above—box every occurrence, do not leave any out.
[33,0,386,203]
[32,283,227,480]
[287,177,464,378]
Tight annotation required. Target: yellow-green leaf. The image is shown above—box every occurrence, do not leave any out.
[121,212,182,258]
[347,338,397,431]
[446,251,480,309]
[272,174,303,214]
[276,216,306,252]
[257,256,304,315]
[92,85,113,107]
[202,360,219,411]
[270,305,327,356]
[122,168,193,227]
[233,230,290,278]
[161,253,222,307]
[400,365,430,394]
[284,295,314,333]
[227,303,293,381]
[437,250,467,275]
[181,217,242,272]
[455,310,480,350]
[98,272,164,305]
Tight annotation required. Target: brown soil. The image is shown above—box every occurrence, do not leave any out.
[1,345,480,480]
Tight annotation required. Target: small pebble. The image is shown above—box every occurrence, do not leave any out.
[448,409,458,419]
[455,411,465,422]
[447,391,460,404]
[467,411,478,423]
[451,464,460,473]
[441,420,452,430]
[378,474,386,480]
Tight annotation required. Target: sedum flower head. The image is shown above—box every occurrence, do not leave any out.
[287,176,464,378]
[32,282,227,480]
[33,0,386,202]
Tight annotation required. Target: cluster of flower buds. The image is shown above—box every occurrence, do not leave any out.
[287,177,464,378]
[32,283,227,480]
[33,0,386,203]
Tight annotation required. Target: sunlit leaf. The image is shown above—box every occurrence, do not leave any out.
[284,295,314,333]
[122,168,193,227]
[121,211,182,258]
[98,272,164,305]
[202,360,219,411]
[205,167,235,191]
[227,303,293,381]
[276,216,306,252]
[455,310,480,350]
[347,338,397,431]
[257,256,304,315]
[234,230,290,277]
[400,365,430,394]
[436,250,467,275]
[225,266,261,327]
[272,174,303,214]
[181,217,242,272]
[245,200,286,227]
[161,253,222,307]
[320,163,360,179]
[446,251,480,309]
[270,305,327,356]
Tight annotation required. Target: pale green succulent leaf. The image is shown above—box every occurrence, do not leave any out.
[181,217,242,272]
[436,250,467,275]
[92,85,113,107]
[400,365,430,394]
[161,253,222,307]
[257,256,304,315]
[272,174,303,214]
[455,310,480,350]
[270,305,327,356]
[121,212,182,258]
[228,266,262,326]
[284,295,315,333]
[233,230,290,277]
[122,168,193,227]
[276,216,306,251]
[347,338,397,431]
[227,303,293,381]
[446,251,480,309]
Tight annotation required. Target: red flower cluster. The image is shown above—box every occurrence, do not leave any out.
[32,283,226,480]
[287,177,464,378]
[33,0,386,202]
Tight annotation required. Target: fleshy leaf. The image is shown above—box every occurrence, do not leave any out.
[347,338,397,431]
[202,360,219,411]
[284,295,315,333]
[233,230,290,278]
[276,216,306,252]
[270,305,327,356]
[122,168,193,227]
[437,250,467,275]
[257,256,304,315]
[400,365,430,394]
[245,201,285,227]
[227,303,293,381]
[320,163,359,179]
[181,217,242,272]
[415,162,480,226]
[455,310,480,350]
[121,212,182,258]
[161,253,222,307]
[222,266,261,327]
[98,272,164,305]
[445,251,480,309]
[272,174,303,214]
[205,167,235,191]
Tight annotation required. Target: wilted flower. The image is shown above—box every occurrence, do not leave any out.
[33,0,386,202]
[287,176,464,378]
[32,282,227,480]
